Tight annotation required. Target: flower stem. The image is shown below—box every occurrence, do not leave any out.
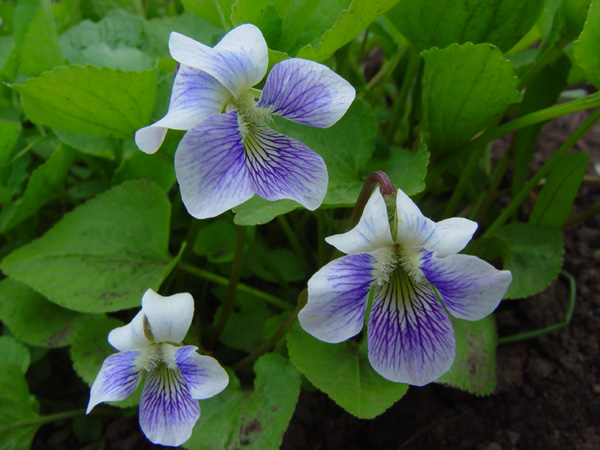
[483,107,600,237]
[563,202,600,227]
[230,290,307,371]
[179,262,292,310]
[498,271,576,344]
[207,226,247,346]
[442,151,480,218]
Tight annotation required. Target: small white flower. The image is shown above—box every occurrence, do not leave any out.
[135,24,355,219]
[86,289,228,447]
[299,188,512,386]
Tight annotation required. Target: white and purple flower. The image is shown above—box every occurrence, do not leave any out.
[298,188,512,386]
[135,24,355,219]
[86,289,228,447]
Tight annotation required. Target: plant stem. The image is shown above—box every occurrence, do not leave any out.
[498,271,576,344]
[3,409,85,429]
[518,37,570,90]
[1,135,48,168]
[429,91,600,182]
[179,262,291,310]
[442,151,480,218]
[470,149,512,223]
[276,215,309,267]
[231,290,307,371]
[563,201,600,227]
[484,108,600,237]
[207,226,247,346]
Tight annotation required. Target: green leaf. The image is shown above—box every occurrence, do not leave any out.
[287,322,408,419]
[496,223,564,299]
[437,316,497,395]
[81,0,144,21]
[14,65,157,139]
[182,0,235,29]
[388,0,544,52]
[185,354,301,450]
[366,138,430,196]
[0,364,41,450]
[1,180,173,313]
[143,13,222,58]
[295,0,402,62]
[422,43,521,155]
[52,129,116,160]
[214,290,272,352]
[0,336,30,374]
[233,99,378,224]
[18,0,65,76]
[231,0,283,48]
[111,140,176,192]
[0,145,75,232]
[0,278,91,348]
[193,218,238,263]
[249,248,307,282]
[0,121,21,167]
[70,316,141,408]
[573,0,600,87]
[530,153,589,228]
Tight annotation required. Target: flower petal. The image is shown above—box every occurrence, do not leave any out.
[326,188,394,255]
[175,111,255,219]
[87,350,143,413]
[421,252,512,321]
[108,310,151,352]
[174,346,229,400]
[138,365,200,447]
[244,123,327,210]
[368,271,456,386]
[169,25,268,98]
[256,58,355,128]
[394,188,436,248]
[142,289,194,344]
[299,253,377,343]
[135,65,231,154]
[421,218,478,257]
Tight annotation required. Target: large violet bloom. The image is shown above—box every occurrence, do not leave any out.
[298,188,512,386]
[86,289,228,446]
[135,24,355,219]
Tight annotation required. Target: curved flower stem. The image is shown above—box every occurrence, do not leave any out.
[179,262,292,310]
[483,107,600,237]
[230,290,307,371]
[429,91,600,182]
[207,226,247,347]
[348,171,395,231]
[498,271,576,344]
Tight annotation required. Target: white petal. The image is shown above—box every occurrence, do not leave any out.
[142,289,194,344]
[135,65,232,154]
[108,310,151,352]
[87,351,144,413]
[139,365,200,447]
[326,188,394,255]
[394,188,436,248]
[421,218,478,257]
[256,58,355,128]
[174,346,229,400]
[299,253,377,343]
[169,25,268,98]
[422,252,512,321]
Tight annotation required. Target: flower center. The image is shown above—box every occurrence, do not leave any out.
[141,343,179,372]
[374,245,425,286]
[229,91,273,138]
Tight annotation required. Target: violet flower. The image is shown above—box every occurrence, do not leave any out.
[298,188,512,386]
[86,289,228,446]
[135,24,355,219]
